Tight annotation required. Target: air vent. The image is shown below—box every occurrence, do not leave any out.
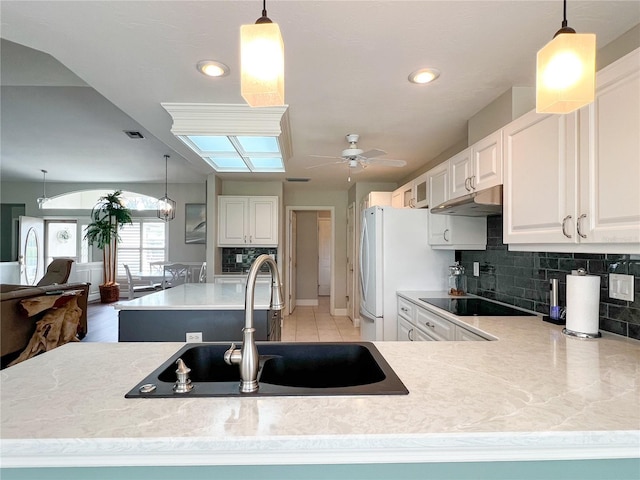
[124,130,145,139]
[286,178,310,182]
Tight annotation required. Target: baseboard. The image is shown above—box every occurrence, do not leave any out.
[333,308,347,316]
[296,299,319,306]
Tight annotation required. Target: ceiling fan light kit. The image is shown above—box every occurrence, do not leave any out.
[241,0,285,107]
[308,133,407,182]
[536,0,596,114]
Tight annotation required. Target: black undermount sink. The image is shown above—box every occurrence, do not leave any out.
[125,342,408,398]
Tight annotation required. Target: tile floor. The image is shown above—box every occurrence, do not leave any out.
[84,296,360,343]
[281,297,361,342]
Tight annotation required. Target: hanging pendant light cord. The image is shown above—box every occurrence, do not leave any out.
[164,155,169,196]
[41,169,47,198]
[562,0,568,28]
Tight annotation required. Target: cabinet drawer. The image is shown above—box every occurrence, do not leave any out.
[415,307,454,341]
[397,297,415,321]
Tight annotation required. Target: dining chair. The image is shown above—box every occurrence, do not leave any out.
[124,264,161,300]
[163,263,190,289]
[198,262,207,283]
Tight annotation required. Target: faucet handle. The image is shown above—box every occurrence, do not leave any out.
[224,342,241,365]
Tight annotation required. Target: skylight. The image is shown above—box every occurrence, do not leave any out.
[161,103,292,174]
[181,134,284,172]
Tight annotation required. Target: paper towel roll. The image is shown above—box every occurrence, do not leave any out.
[565,273,601,336]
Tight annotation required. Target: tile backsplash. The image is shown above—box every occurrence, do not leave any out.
[457,215,640,340]
[221,247,277,273]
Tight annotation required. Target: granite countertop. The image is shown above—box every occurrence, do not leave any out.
[1,290,639,468]
[113,283,272,311]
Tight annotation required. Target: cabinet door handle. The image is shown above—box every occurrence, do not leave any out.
[425,321,435,329]
[470,175,476,190]
[443,228,450,242]
[250,235,253,243]
[464,178,471,192]
[408,328,414,341]
[244,235,247,243]
[409,198,415,208]
[401,307,409,312]
[561,215,572,238]
[577,214,587,239]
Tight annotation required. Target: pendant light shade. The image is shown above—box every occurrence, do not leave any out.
[536,0,596,114]
[157,155,176,222]
[241,0,284,107]
[36,169,49,209]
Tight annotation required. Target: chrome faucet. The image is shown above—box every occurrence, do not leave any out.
[224,254,284,393]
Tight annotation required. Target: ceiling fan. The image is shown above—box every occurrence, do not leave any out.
[307,134,407,181]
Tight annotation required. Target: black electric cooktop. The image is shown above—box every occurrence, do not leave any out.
[419,297,536,317]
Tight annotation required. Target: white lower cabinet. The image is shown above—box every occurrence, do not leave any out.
[397,295,489,342]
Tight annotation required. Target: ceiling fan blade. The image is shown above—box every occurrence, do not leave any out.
[306,160,344,169]
[309,154,343,160]
[364,158,407,167]
[358,148,386,159]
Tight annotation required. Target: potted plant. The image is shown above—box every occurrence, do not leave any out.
[84,190,132,303]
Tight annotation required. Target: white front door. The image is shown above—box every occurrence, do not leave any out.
[19,216,44,285]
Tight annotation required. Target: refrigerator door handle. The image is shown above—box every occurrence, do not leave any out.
[359,213,369,303]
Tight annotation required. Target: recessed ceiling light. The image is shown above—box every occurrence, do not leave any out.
[408,68,441,84]
[197,60,230,77]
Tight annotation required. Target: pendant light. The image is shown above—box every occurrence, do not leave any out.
[241,0,285,107]
[36,169,49,209]
[536,0,596,114]
[157,155,176,222]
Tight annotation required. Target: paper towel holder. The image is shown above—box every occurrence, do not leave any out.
[562,269,602,339]
[562,328,601,339]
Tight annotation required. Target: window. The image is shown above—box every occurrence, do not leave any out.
[45,221,77,265]
[117,219,166,277]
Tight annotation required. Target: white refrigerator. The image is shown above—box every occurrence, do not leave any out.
[359,206,454,341]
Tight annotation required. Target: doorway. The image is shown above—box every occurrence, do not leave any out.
[286,206,335,316]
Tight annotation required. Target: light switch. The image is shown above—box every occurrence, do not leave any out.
[609,273,634,302]
[236,254,243,263]
[473,262,480,277]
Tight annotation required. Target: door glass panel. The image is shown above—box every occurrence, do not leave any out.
[416,182,427,203]
[46,221,77,265]
[24,227,39,285]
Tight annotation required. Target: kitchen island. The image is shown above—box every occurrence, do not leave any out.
[1,291,639,479]
[115,283,281,342]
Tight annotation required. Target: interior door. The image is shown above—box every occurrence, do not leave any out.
[317,216,331,296]
[287,210,297,315]
[19,216,44,285]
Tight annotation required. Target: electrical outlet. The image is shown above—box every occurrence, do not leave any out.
[186,332,203,343]
[236,254,243,263]
[473,262,480,277]
[609,274,634,302]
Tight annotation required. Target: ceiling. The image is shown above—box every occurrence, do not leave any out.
[1,1,638,190]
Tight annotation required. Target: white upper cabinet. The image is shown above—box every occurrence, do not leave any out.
[579,48,640,246]
[218,196,278,247]
[504,48,640,253]
[449,148,473,200]
[391,172,429,209]
[503,110,576,245]
[391,180,414,208]
[450,131,503,201]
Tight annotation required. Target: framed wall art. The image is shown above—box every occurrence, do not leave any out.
[185,203,206,244]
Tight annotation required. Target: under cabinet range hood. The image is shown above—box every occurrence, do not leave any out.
[431,185,503,217]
